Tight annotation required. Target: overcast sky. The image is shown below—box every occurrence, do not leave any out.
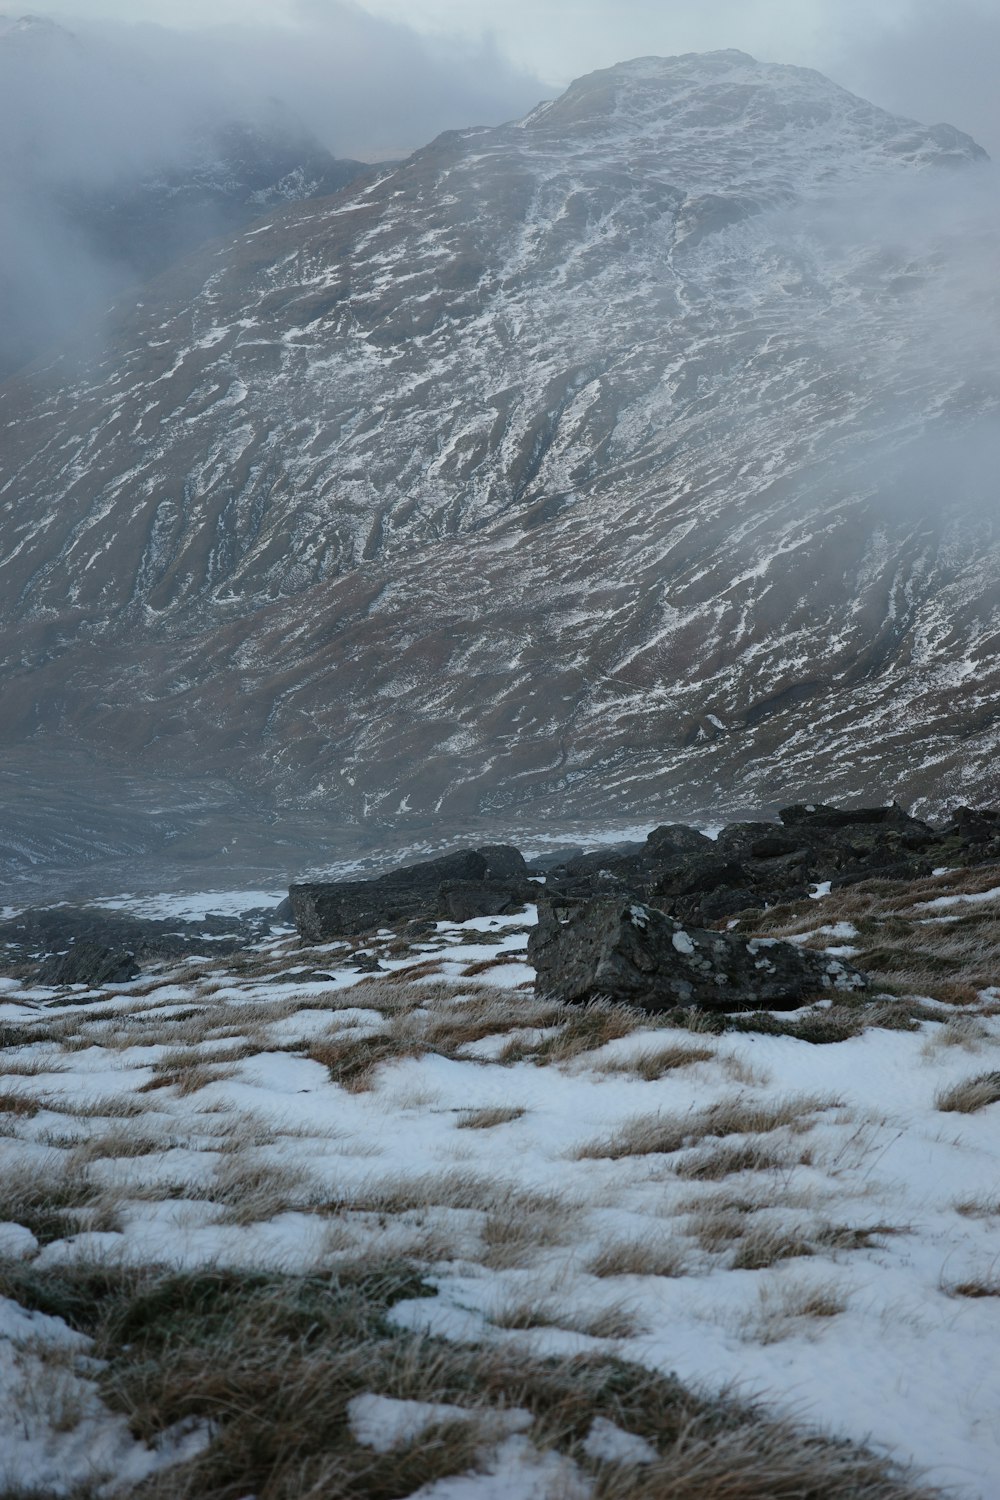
[37,0,999,161]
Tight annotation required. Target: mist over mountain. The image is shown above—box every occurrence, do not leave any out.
[2,48,999,885]
[0,13,380,380]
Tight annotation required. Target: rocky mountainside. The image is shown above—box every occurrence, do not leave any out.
[0,12,368,380]
[1,50,999,871]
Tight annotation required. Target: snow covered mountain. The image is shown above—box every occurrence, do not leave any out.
[1,50,998,861]
[0,12,368,380]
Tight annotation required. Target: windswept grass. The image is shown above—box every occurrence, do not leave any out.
[585,1236,691,1280]
[594,1043,716,1080]
[577,1094,835,1161]
[935,1072,1000,1114]
[0,1256,936,1500]
[0,1160,122,1245]
[455,1105,526,1129]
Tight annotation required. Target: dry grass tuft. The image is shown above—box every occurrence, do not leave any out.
[419,993,559,1054]
[595,1044,716,1081]
[943,1274,1000,1299]
[586,1237,691,1280]
[327,1170,568,1221]
[578,1093,833,1161]
[0,1055,71,1079]
[673,1139,799,1181]
[499,1000,646,1066]
[954,1196,1000,1219]
[455,1105,526,1130]
[920,1015,992,1057]
[0,1160,122,1245]
[727,1221,818,1270]
[41,1092,148,1120]
[739,1276,848,1345]
[308,986,562,1088]
[71,1130,164,1163]
[480,1198,583,1269]
[935,1072,1000,1114]
[209,1156,318,1226]
[139,1062,239,1097]
[0,1089,41,1117]
[308,1032,424,1092]
[492,1297,641,1340]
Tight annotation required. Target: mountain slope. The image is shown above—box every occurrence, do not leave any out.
[1,51,998,855]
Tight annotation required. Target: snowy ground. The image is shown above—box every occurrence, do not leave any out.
[1,878,1000,1496]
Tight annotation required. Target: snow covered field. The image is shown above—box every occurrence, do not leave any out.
[1,877,999,1496]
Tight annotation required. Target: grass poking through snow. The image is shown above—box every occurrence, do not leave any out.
[0,1255,938,1500]
[577,1094,835,1161]
[935,1072,1000,1114]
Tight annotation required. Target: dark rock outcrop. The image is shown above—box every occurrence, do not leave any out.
[35,943,139,988]
[541,802,954,923]
[528,897,867,1012]
[0,904,275,987]
[289,845,536,942]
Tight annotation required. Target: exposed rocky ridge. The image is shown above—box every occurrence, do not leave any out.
[287,801,1000,940]
[1,52,998,851]
[0,901,287,988]
[536,802,1000,923]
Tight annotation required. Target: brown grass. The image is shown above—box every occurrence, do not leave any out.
[586,1237,691,1280]
[0,1257,939,1500]
[595,1044,716,1080]
[0,1056,69,1077]
[577,1094,834,1161]
[499,1000,646,1066]
[138,1062,239,1097]
[943,1274,1000,1298]
[492,1297,641,1340]
[738,1276,849,1345]
[308,987,564,1088]
[209,1156,318,1227]
[935,1072,1000,1114]
[921,1015,992,1056]
[324,1170,568,1219]
[954,1196,1000,1218]
[308,1032,425,1092]
[728,1221,819,1270]
[727,866,1000,1007]
[70,1130,164,1163]
[0,1090,41,1117]
[673,1139,801,1181]
[0,1160,122,1245]
[456,1105,526,1129]
[40,1091,149,1119]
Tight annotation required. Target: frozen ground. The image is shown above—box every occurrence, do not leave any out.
[1,876,999,1496]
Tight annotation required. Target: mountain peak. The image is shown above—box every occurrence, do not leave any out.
[521,50,986,179]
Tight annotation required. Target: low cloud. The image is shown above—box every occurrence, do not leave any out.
[830,0,1000,159]
[0,6,546,378]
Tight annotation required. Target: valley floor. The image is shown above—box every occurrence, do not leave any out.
[2,874,1000,1497]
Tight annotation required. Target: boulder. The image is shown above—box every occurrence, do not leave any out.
[35,942,139,988]
[645,824,717,858]
[528,897,866,1012]
[289,844,535,941]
